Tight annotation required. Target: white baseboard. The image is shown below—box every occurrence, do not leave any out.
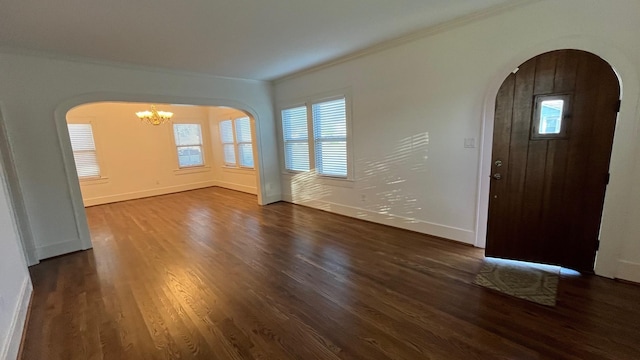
[1,278,32,360]
[36,238,84,260]
[214,181,257,195]
[616,260,640,283]
[282,195,475,244]
[83,181,217,207]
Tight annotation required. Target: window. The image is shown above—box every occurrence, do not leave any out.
[539,100,564,134]
[67,123,101,179]
[219,120,236,166]
[532,94,571,139]
[281,96,349,178]
[313,98,347,177]
[282,106,310,172]
[173,124,204,168]
[219,117,255,168]
[235,117,254,168]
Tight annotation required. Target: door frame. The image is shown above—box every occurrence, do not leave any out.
[474,37,640,278]
[0,107,39,265]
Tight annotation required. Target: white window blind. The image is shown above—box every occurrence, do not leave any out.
[312,97,347,177]
[219,120,236,166]
[282,106,310,172]
[173,124,204,168]
[234,117,254,168]
[67,124,100,179]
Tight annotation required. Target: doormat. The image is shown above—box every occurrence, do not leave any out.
[473,258,560,306]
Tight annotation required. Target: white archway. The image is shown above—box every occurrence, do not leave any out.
[475,36,640,278]
[51,92,273,258]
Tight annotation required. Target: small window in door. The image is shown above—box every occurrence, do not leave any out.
[532,94,571,139]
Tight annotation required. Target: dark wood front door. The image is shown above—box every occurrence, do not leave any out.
[486,50,620,272]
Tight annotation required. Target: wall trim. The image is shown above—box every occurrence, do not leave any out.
[261,193,283,205]
[0,278,32,360]
[282,194,474,244]
[36,238,84,260]
[214,181,257,195]
[616,261,640,284]
[0,106,39,266]
[83,180,217,207]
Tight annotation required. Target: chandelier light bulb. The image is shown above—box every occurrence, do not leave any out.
[136,105,173,125]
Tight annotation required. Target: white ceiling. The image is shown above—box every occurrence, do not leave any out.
[0,0,518,81]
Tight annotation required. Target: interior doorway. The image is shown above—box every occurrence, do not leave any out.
[485,50,620,272]
[65,102,261,208]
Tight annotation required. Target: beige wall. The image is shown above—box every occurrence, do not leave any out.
[67,102,257,207]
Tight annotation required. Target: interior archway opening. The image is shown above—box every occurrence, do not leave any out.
[64,101,261,245]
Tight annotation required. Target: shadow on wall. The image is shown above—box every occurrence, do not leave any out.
[290,132,430,223]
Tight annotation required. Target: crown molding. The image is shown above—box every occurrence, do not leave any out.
[0,0,541,85]
[274,0,541,84]
[0,46,269,84]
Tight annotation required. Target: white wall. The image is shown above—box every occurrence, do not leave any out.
[0,157,32,360]
[0,53,281,262]
[274,0,640,282]
[208,108,258,195]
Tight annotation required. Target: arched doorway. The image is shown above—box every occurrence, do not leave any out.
[485,50,620,272]
[64,102,261,209]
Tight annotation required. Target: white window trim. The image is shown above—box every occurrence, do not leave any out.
[172,122,206,169]
[278,91,354,181]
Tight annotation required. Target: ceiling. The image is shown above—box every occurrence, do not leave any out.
[0,0,519,81]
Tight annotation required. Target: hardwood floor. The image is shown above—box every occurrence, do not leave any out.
[21,187,640,359]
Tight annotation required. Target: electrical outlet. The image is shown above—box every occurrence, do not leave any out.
[464,138,476,148]
[361,194,367,202]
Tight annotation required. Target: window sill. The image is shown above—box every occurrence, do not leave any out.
[173,166,211,175]
[282,172,355,188]
[79,176,110,185]
[222,166,255,174]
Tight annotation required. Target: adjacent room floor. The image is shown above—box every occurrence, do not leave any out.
[21,187,640,359]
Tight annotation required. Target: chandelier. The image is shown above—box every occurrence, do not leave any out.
[136,105,173,125]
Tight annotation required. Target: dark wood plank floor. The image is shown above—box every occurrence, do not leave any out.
[21,187,640,359]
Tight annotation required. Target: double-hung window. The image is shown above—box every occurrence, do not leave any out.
[281,106,310,172]
[67,123,101,179]
[312,98,348,177]
[220,120,236,166]
[219,117,254,168]
[281,96,349,178]
[173,124,204,168]
[235,117,254,168]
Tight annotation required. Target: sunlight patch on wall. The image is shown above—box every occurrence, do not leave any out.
[290,170,333,205]
[356,132,430,223]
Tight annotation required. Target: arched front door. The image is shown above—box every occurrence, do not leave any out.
[486,50,620,272]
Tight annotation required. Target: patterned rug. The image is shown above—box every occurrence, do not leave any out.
[473,258,560,306]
